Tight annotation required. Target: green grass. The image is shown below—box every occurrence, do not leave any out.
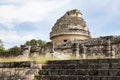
[0,54,117,64]
[0,55,52,64]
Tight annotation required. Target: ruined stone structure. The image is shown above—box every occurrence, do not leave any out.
[0,9,120,80]
[0,9,120,58]
[36,58,120,80]
[0,61,40,80]
[50,9,91,43]
[45,9,120,58]
[54,36,120,58]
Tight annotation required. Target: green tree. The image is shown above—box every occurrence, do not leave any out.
[0,40,5,52]
[37,40,46,46]
[8,46,21,52]
[25,39,46,46]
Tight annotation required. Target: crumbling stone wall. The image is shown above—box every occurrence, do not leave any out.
[50,9,91,43]
[78,36,120,57]
[0,45,31,58]
[0,61,40,80]
[0,51,22,57]
[36,58,120,80]
[53,36,120,58]
[0,36,120,58]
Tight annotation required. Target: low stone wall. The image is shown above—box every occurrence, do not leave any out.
[0,61,40,80]
[0,51,22,57]
[53,36,120,58]
[36,58,120,80]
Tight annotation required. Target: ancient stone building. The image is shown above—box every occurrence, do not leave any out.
[0,9,120,58]
[50,9,91,43]
[48,9,120,58]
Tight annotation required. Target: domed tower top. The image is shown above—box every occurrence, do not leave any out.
[50,9,91,43]
[65,9,82,18]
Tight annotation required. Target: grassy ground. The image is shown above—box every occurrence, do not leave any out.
[0,55,51,64]
[0,54,117,64]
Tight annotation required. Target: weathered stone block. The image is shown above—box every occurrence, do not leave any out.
[109,69,119,76]
[109,59,120,63]
[58,69,76,75]
[92,76,101,80]
[77,60,86,64]
[110,63,120,69]
[60,64,76,69]
[98,59,109,63]
[85,76,92,80]
[47,60,78,64]
[67,75,77,80]
[42,65,50,70]
[65,64,76,69]
[59,76,68,80]
[65,60,78,64]
[78,76,91,80]
[4,62,11,68]
[50,70,59,75]
[50,76,60,80]
[77,64,88,69]
[107,76,120,80]
[2,71,11,77]
[86,59,98,63]
[39,70,49,75]
[99,63,109,69]
[0,62,4,68]
[58,70,67,75]
[0,61,35,68]
[35,75,42,80]
[100,77,107,80]
[89,69,98,76]
[42,76,50,80]
[89,63,99,69]
[49,64,62,69]
[98,69,108,76]
[77,76,86,80]
[66,69,77,75]
[77,69,88,75]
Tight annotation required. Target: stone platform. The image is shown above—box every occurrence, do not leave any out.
[36,58,120,80]
[0,61,39,80]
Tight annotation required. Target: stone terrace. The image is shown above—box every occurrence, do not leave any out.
[36,58,120,80]
[0,61,40,80]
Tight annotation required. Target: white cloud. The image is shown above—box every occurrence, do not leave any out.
[0,0,120,48]
[0,29,37,48]
[0,0,70,48]
[0,0,70,29]
[0,29,36,43]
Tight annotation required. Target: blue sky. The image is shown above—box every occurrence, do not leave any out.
[0,0,120,49]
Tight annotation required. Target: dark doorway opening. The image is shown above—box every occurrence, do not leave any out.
[64,39,68,42]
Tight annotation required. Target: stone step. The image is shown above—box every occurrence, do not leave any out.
[47,59,98,64]
[37,59,120,80]
[42,63,120,70]
[0,61,36,68]
[39,69,120,76]
[47,58,120,65]
[35,75,120,80]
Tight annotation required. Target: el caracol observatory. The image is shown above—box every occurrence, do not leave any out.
[50,9,91,43]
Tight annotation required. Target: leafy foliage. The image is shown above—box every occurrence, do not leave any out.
[7,46,21,52]
[25,39,46,46]
[0,40,5,52]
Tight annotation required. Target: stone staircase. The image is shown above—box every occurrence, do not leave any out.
[36,58,120,80]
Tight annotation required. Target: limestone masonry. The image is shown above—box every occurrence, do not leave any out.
[50,9,91,43]
[36,58,120,80]
[0,9,120,80]
[0,9,120,58]
[41,9,120,58]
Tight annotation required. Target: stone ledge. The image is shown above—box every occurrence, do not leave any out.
[0,61,36,68]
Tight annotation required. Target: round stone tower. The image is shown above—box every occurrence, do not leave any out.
[50,9,91,43]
